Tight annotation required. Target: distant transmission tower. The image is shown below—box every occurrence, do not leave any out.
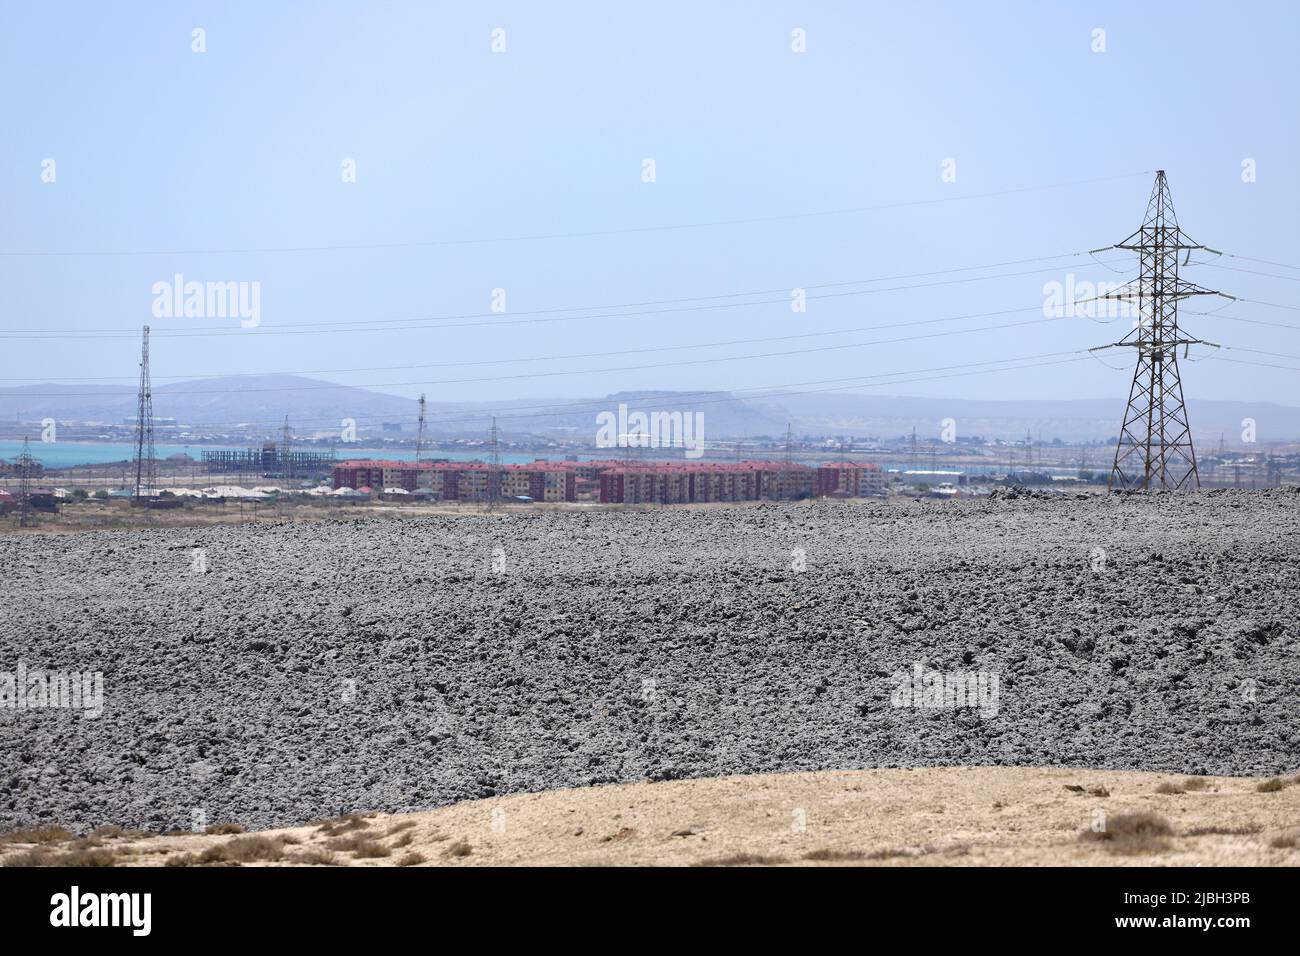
[782,423,795,500]
[1090,171,1227,491]
[415,393,427,463]
[486,416,500,511]
[15,437,36,527]
[131,325,156,499]
[281,415,294,480]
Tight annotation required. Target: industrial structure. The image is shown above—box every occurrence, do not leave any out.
[1091,171,1225,491]
[202,441,335,479]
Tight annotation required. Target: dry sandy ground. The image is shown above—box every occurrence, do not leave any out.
[4,767,1298,867]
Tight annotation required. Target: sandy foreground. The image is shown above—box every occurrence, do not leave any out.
[3,766,1298,867]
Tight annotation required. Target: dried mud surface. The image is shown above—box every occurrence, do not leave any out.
[1,490,1297,832]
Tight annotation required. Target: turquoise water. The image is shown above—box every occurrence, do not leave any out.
[0,441,243,468]
[0,440,580,469]
[2,440,1090,475]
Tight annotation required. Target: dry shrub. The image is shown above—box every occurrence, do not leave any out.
[1268,830,1299,849]
[864,847,913,860]
[316,814,371,837]
[1181,777,1212,792]
[0,826,74,845]
[1256,778,1285,793]
[293,847,343,866]
[1,848,56,867]
[692,853,786,867]
[351,841,391,859]
[803,848,866,861]
[1184,824,1262,836]
[325,834,389,858]
[204,823,245,835]
[390,831,414,849]
[396,852,426,867]
[199,836,284,864]
[1079,812,1173,855]
[1064,784,1109,796]
[2,846,116,867]
[1155,781,1185,795]
[385,821,416,836]
[164,853,198,868]
[444,840,472,859]
[61,847,118,867]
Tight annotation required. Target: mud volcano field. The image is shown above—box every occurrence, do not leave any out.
[1,491,1298,832]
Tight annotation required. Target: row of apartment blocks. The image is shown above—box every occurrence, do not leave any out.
[332,459,885,504]
[332,460,578,502]
[597,460,885,503]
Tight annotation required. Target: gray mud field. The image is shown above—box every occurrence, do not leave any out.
[2,490,1298,832]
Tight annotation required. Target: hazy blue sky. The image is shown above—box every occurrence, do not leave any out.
[2,1,1296,428]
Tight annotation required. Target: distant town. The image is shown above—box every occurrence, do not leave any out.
[3,411,1297,524]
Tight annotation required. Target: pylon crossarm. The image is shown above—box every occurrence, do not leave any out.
[1114,240,1206,252]
[1100,285,1221,303]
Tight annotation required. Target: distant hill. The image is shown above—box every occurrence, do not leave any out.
[0,376,1296,443]
[0,376,419,434]
[763,393,1300,443]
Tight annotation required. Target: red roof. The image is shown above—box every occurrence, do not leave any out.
[335,459,578,472]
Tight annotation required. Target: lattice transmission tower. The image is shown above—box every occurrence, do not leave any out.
[1089,171,1228,491]
[281,415,294,480]
[486,416,501,511]
[131,325,156,499]
[15,437,37,527]
[415,393,427,463]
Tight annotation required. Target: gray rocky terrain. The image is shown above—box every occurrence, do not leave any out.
[1,489,1297,832]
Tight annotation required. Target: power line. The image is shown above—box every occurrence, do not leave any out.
[2,250,1094,336]
[0,302,1067,383]
[1187,311,1300,332]
[1211,356,1300,373]
[6,311,1079,398]
[0,171,1151,259]
[1198,263,1300,282]
[1225,254,1300,272]
[0,258,1131,340]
